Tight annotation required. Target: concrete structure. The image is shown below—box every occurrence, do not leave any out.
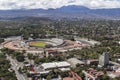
[3,37,85,53]
[99,52,109,67]
[28,62,71,75]
[41,61,71,70]
[4,36,22,41]
[75,38,101,46]
[67,58,85,68]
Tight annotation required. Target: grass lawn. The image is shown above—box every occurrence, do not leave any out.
[29,42,47,47]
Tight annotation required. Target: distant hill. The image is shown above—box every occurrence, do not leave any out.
[0,5,120,20]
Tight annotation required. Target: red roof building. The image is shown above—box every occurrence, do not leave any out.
[63,77,74,80]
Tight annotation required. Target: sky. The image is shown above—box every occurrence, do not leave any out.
[0,0,120,10]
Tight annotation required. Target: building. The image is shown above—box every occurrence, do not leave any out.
[62,71,83,80]
[83,68,104,80]
[45,50,65,57]
[29,61,71,75]
[107,72,120,78]
[99,52,109,67]
[67,58,85,68]
[4,36,22,41]
[45,50,57,57]
[41,61,71,70]
[70,71,82,80]
[118,59,120,63]
[116,68,120,73]
[87,59,98,65]
[114,53,120,58]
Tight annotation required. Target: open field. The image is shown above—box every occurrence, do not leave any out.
[29,41,47,47]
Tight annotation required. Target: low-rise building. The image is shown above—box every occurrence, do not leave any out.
[63,77,74,80]
[67,58,85,68]
[70,71,82,80]
[87,59,98,65]
[45,50,65,57]
[107,72,120,78]
[41,61,71,70]
[83,68,104,80]
[28,62,71,75]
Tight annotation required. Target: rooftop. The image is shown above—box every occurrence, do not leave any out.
[41,63,56,69]
[107,71,120,78]
[67,58,85,67]
[83,68,104,79]
[41,61,71,70]
[63,77,74,80]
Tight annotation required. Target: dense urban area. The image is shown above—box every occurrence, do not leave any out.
[0,17,120,80]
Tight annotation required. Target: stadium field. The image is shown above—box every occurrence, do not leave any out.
[29,41,47,47]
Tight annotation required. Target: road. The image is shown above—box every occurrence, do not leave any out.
[6,55,27,80]
[109,61,120,67]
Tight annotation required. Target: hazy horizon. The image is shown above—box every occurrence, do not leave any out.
[0,0,120,10]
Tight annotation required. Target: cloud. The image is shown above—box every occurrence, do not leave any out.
[0,0,120,10]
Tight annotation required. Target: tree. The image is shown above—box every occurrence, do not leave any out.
[101,74,109,80]
[79,72,85,79]
[46,74,52,80]
[16,55,25,62]
[27,53,34,60]
[0,52,17,80]
[0,38,4,43]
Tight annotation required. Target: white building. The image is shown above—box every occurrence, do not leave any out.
[4,36,22,41]
[99,52,109,67]
[41,61,71,70]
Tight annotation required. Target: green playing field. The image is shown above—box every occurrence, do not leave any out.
[29,42,47,47]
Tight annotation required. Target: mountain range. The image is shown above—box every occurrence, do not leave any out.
[0,5,120,20]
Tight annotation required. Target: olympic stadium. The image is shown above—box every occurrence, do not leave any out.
[3,37,88,53]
